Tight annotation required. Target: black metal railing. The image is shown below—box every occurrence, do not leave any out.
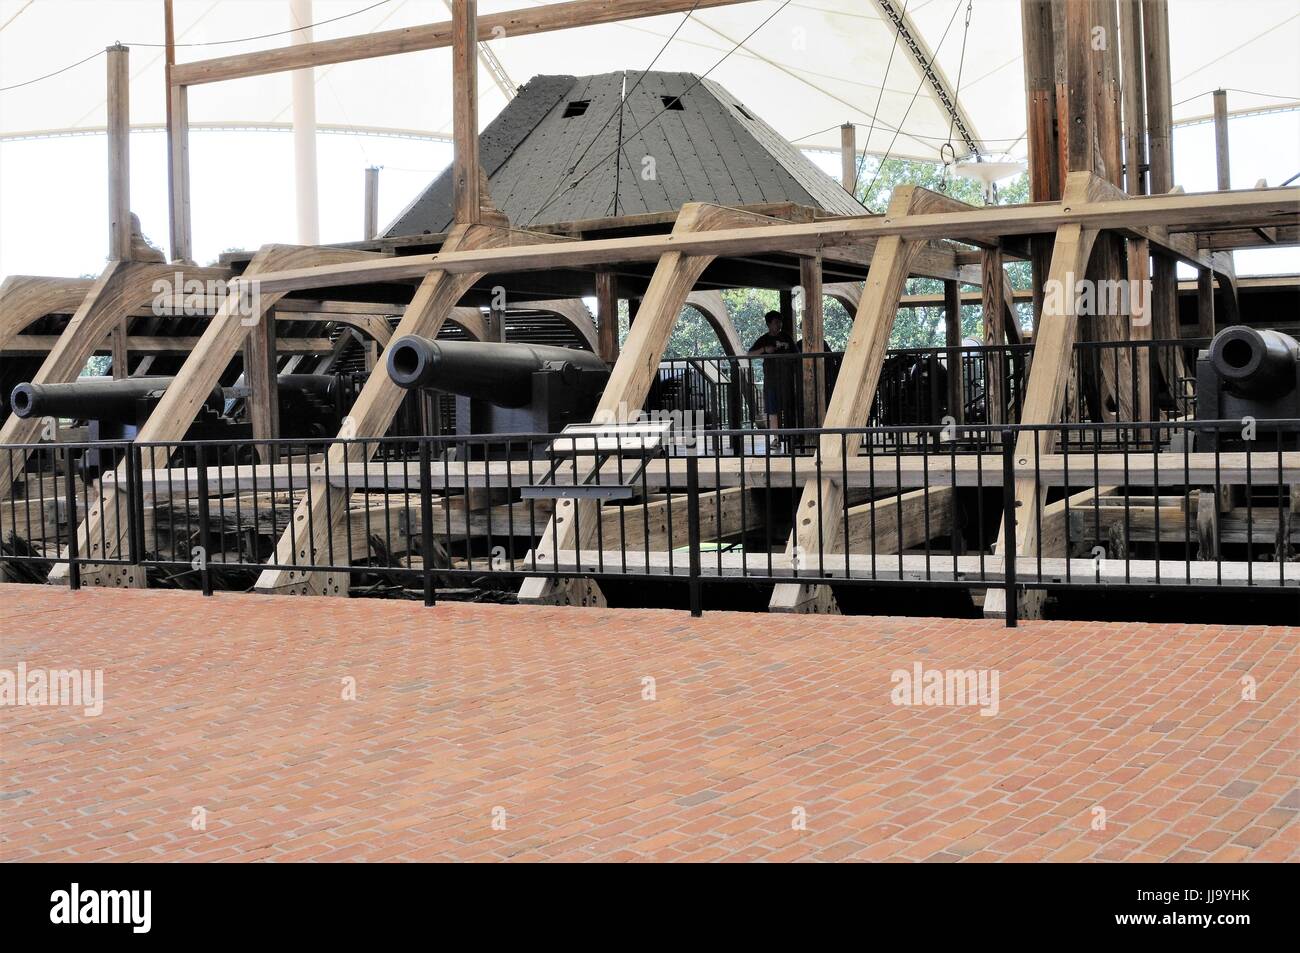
[653,339,1204,453]
[1,417,1294,626]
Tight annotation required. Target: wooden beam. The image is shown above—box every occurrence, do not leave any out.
[364,166,380,240]
[840,123,857,193]
[770,187,976,614]
[1142,0,1179,351]
[529,549,1297,588]
[1197,267,1216,338]
[0,263,223,505]
[451,0,481,225]
[1128,236,1153,420]
[943,279,963,424]
[843,487,953,553]
[1,335,335,356]
[243,308,280,460]
[1142,0,1173,194]
[1213,89,1231,191]
[984,179,1102,619]
[167,83,192,262]
[242,189,1300,293]
[610,488,752,550]
[595,270,619,364]
[0,276,96,352]
[110,318,129,378]
[1119,0,1147,196]
[1022,0,1061,330]
[106,45,131,260]
[981,245,1005,424]
[162,0,186,262]
[118,452,1300,496]
[800,256,825,424]
[171,0,757,86]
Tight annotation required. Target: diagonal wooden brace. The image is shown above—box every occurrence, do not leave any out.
[517,204,783,606]
[770,187,978,614]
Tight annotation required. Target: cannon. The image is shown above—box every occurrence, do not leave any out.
[10,376,218,424]
[10,373,343,424]
[387,336,608,435]
[1196,326,1300,450]
[9,372,353,473]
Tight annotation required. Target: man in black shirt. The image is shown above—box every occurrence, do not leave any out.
[748,310,800,447]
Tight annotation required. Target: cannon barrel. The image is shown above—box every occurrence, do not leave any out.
[387,336,607,408]
[1207,326,1300,398]
[10,373,341,421]
[9,376,178,421]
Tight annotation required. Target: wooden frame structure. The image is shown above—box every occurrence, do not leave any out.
[3,0,1298,614]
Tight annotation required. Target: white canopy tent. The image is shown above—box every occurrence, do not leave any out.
[1,0,1297,275]
[2,0,1297,159]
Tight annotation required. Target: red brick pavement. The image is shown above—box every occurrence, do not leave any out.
[1,584,1296,862]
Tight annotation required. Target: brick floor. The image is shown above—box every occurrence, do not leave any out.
[1,584,1296,862]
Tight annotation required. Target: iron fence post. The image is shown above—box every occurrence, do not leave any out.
[125,442,144,566]
[1001,429,1018,629]
[419,436,436,606]
[63,446,80,591]
[194,443,213,596]
[686,452,703,618]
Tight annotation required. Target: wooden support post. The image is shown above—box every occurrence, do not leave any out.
[981,245,1006,424]
[984,173,1103,620]
[1213,90,1231,191]
[770,188,976,614]
[1119,0,1147,196]
[595,270,619,364]
[1142,0,1173,193]
[1061,0,1128,423]
[364,165,380,240]
[1128,236,1153,420]
[109,318,129,378]
[452,0,481,224]
[799,256,825,425]
[944,279,963,424]
[1094,0,1124,185]
[840,123,857,194]
[486,301,507,342]
[163,0,189,263]
[243,307,281,460]
[107,45,131,261]
[1142,0,1178,345]
[1021,0,1061,332]
[519,204,781,607]
[1197,267,1216,339]
[168,83,193,262]
[778,289,796,340]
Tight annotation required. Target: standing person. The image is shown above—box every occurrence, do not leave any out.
[748,310,799,452]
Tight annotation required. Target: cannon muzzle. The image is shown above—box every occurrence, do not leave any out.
[1207,326,1300,398]
[387,336,607,408]
[10,373,342,422]
[9,376,176,421]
